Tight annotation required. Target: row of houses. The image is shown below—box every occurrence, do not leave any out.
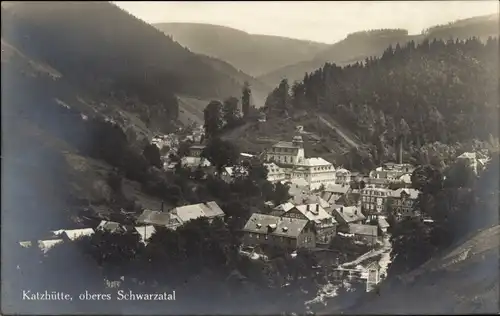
[19,201,226,254]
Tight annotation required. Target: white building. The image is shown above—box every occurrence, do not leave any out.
[288,157,336,191]
[264,162,287,183]
[265,135,336,191]
[265,135,305,165]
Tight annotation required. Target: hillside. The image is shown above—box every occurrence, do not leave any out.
[1,2,269,129]
[155,22,329,77]
[259,14,499,86]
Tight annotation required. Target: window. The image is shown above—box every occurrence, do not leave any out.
[265,235,268,240]
[256,234,260,239]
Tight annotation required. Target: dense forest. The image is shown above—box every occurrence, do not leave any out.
[265,37,499,168]
[260,14,499,87]
[1,2,264,128]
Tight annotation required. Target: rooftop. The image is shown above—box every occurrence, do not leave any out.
[294,203,335,223]
[300,157,333,167]
[378,217,390,229]
[136,210,182,228]
[324,184,350,194]
[273,141,299,149]
[243,213,309,238]
[333,206,366,224]
[52,228,95,241]
[172,201,225,223]
[349,224,378,237]
[391,188,420,199]
[134,226,156,244]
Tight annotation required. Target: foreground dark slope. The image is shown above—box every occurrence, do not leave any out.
[260,14,499,86]
[155,22,329,77]
[2,2,267,125]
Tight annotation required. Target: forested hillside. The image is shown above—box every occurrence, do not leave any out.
[2,1,268,128]
[155,22,328,77]
[260,14,499,86]
[264,37,499,168]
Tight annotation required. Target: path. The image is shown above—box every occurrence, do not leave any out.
[340,235,391,268]
[316,114,362,149]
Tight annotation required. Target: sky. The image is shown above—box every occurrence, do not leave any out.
[114,1,499,44]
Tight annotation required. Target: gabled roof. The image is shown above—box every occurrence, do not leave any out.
[134,226,156,244]
[293,204,335,223]
[204,201,225,218]
[172,201,225,223]
[136,210,182,228]
[272,141,299,149]
[324,184,350,194]
[38,239,64,253]
[243,213,308,238]
[301,157,333,167]
[391,188,420,199]
[50,228,95,241]
[290,194,330,209]
[349,224,378,237]
[378,217,390,229]
[457,152,476,159]
[333,206,366,224]
[274,202,295,213]
[96,220,124,233]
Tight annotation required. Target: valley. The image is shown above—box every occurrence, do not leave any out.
[2,2,499,315]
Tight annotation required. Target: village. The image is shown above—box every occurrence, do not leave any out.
[17,122,490,301]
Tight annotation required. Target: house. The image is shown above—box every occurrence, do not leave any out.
[456,151,490,174]
[377,217,390,234]
[171,201,225,224]
[188,145,205,157]
[265,135,306,165]
[242,213,315,249]
[19,239,64,253]
[134,225,156,245]
[348,224,378,245]
[264,162,287,183]
[387,188,420,220]
[369,163,415,185]
[180,156,211,169]
[332,206,366,232]
[335,168,352,185]
[281,203,337,245]
[96,220,128,233]
[290,157,336,190]
[289,193,330,209]
[51,228,95,241]
[136,209,183,230]
[360,187,392,219]
[321,184,350,204]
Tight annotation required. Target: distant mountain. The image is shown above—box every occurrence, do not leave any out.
[259,14,499,86]
[155,22,329,77]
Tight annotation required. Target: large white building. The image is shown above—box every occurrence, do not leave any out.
[265,135,306,165]
[265,135,337,190]
[264,162,287,183]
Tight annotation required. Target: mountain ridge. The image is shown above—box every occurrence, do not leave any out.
[155,22,329,77]
[259,13,499,86]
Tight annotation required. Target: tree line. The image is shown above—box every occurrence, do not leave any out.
[265,37,498,171]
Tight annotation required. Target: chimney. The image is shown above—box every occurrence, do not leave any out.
[354,209,358,215]
[399,139,403,164]
[316,204,320,213]
[161,201,164,213]
[340,207,343,213]
[256,223,262,228]
[307,204,311,212]
[282,227,289,232]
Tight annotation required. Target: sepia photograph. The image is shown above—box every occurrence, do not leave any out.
[1,1,499,315]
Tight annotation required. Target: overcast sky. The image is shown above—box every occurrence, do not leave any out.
[114,1,499,44]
